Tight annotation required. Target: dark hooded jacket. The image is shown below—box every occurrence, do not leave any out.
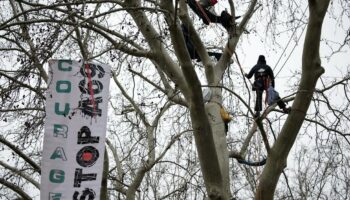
[246,55,275,88]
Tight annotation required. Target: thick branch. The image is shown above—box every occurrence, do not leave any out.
[256,1,330,199]
[124,0,190,99]
[106,139,127,195]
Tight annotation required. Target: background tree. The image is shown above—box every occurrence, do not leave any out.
[0,0,349,199]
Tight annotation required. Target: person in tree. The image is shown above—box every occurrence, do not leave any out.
[245,55,291,118]
[181,24,222,61]
[187,0,236,30]
[183,1,239,61]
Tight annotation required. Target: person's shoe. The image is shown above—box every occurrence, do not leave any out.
[220,11,233,30]
[283,107,291,114]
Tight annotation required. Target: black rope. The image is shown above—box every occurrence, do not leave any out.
[273,6,308,78]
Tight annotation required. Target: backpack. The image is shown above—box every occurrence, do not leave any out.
[220,106,232,123]
[267,86,279,105]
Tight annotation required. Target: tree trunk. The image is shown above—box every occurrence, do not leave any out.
[100,148,109,200]
[205,102,231,198]
[255,0,330,199]
[190,103,228,200]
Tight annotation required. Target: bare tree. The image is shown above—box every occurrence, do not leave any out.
[0,0,349,199]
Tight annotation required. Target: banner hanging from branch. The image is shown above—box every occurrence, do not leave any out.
[41,60,110,200]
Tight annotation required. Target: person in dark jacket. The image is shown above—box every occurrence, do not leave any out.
[245,55,290,117]
[181,24,222,61]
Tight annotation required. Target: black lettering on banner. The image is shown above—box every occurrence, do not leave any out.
[74,168,97,187]
[78,126,99,144]
[73,188,96,200]
[80,64,105,78]
[78,80,104,95]
[76,146,99,167]
[78,97,103,117]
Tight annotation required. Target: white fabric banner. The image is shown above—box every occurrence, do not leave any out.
[41,60,110,200]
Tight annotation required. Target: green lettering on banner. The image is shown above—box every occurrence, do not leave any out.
[56,80,71,93]
[53,124,68,138]
[49,169,65,183]
[50,147,67,161]
[58,60,72,71]
[55,103,70,116]
[49,192,62,200]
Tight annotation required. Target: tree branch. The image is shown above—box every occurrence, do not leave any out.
[0,136,41,174]
[0,160,40,189]
[0,178,32,200]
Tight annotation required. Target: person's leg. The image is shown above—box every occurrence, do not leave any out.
[255,89,263,117]
[276,97,286,109]
[197,4,221,24]
[253,79,265,117]
[184,39,198,60]
[276,97,291,113]
[203,10,233,29]
[220,10,232,29]
[187,0,212,24]
[181,24,201,60]
[187,0,232,29]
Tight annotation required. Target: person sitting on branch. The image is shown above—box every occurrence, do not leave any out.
[187,0,238,30]
[245,55,291,118]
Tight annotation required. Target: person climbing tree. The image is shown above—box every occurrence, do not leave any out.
[181,24,222,61]
[245,55,290,118]
[186,0,236,30]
